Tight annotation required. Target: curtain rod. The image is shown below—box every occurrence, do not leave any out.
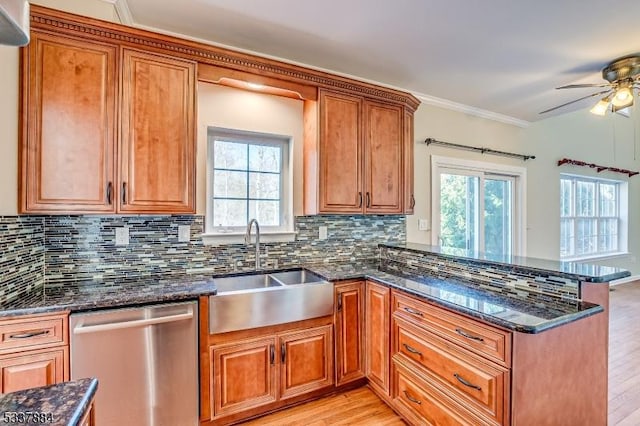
[424,138,536,161]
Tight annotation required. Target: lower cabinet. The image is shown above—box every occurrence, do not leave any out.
[210,324,334,422]
[365,281,390,395]
[0,348,67,393]
[334,280,365,386]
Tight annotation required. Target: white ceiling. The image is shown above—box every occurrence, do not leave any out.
[120,0,640,123]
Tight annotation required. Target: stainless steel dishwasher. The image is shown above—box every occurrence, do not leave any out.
[70,301,198,426]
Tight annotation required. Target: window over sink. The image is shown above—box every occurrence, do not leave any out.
[204,127,295,244]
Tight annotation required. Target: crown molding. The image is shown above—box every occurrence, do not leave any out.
[97,0,133,25]
[413,92,531,128]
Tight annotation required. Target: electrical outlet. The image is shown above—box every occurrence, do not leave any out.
[115,227,129,246]
[418,219,430,231]
[178,225,191,243]
[318,226,328,240]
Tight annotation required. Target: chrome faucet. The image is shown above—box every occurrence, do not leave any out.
[245,219,261,270]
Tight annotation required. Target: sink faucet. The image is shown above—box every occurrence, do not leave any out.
[245,219,260,270]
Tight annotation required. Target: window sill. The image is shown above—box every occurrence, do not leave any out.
[561,252,631,263]
[201,231,297,245]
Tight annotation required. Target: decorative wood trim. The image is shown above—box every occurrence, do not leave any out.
[29,5,420,111]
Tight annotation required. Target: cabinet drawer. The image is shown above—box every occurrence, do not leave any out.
[0,314,67,354]
[394,317,508,424]
[393,291,511,366]
[393,360,491,426]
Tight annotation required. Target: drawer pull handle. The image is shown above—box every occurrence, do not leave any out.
[403,390,422,405]
[454,373,482,391]
[403,343,423,356]
[455,328,484,342]
[9,330,50,339]
[403,307,423,317]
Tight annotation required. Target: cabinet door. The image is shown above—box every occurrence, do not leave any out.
[365,281,390,394]
[120,49,196,213]
[212,337,278,417]
[21,32,117,213]
[403,109,415,214]
[364,101,403,213]
[318,90,364,213]
[279,325,333,400]
[0,348,66,393]
[335,281,365,386]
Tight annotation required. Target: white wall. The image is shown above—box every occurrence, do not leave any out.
[196,83,304,216]
[0,0,117,215]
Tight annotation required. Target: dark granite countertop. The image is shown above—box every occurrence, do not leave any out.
[0,378,97,426]
[0,273,217,317]
[305,260,603,334]
[382,243,631,283]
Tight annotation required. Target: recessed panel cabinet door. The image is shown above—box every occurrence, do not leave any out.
[120,49,196,213]
[365,281,390,394]
[364,101,403,213]
[335,281,365,386]
[319,90,363,213]
[21,33,117,213]
[0,349,66,393]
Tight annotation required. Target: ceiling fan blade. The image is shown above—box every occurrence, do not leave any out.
[539,90,613,114]
[556,83,613,89]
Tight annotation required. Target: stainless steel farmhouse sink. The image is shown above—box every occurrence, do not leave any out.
[209,269,333,333]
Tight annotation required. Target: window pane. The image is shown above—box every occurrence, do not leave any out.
[576,218,597,255]
[213,199,247,227]
[576,181,595,216]
[560,218,574,257]
[598,218,618,252]
[484,179,512,256]
[249,172,280,200]
[249,144,281,172]
[560,179,572,217]
[439,173,479,251]
[214,170,247,198]
[249,200,279,226]
[214,140,247,170]
[599,183,617,216]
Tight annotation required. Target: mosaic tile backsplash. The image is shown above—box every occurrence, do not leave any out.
[44,215,406,282]
[379,245,579,300]
[0,217,45,303]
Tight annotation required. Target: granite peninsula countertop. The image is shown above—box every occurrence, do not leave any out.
[382,242,631,283]
[0,378,97,426]
[305,261,603,334]
[0,273,217,317]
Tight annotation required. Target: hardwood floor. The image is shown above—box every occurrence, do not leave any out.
[240,386,405,425]
[609,281,640,425]
[238,282,640,425]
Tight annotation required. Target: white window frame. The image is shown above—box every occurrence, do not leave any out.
[431,155,527,256]
[560,173,628,261]
[203,127,296,245]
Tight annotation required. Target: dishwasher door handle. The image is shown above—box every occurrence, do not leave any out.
[73,309,194,335]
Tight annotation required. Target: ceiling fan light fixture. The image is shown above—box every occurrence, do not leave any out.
[611,85,633,108]
[590,97,610,116]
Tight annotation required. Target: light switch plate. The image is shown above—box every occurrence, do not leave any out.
[318,226,328,240]
[418,219,430,231]
[178,225,191,243]
[115,227,129,245]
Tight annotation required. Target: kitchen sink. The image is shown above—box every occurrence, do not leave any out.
[209,269,333,333]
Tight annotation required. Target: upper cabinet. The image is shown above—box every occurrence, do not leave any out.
[119,49,196,214]
[20,32,117,213]
[305,90,413,215]
[20,6,418,216]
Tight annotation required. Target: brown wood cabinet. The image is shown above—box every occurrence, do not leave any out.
[304,90,413,215]
[279,326,333,400]
[208,321,334,423]
[20,32,117,213]
[212,337,278,417]
[334,281,365,386]
[365,281,391,395]
[403,109,415,214]
[119,49,196,213]
[0,313,69,394]
[21,28,196,214]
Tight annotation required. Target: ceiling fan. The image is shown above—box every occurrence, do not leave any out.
[540,55,640,116]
